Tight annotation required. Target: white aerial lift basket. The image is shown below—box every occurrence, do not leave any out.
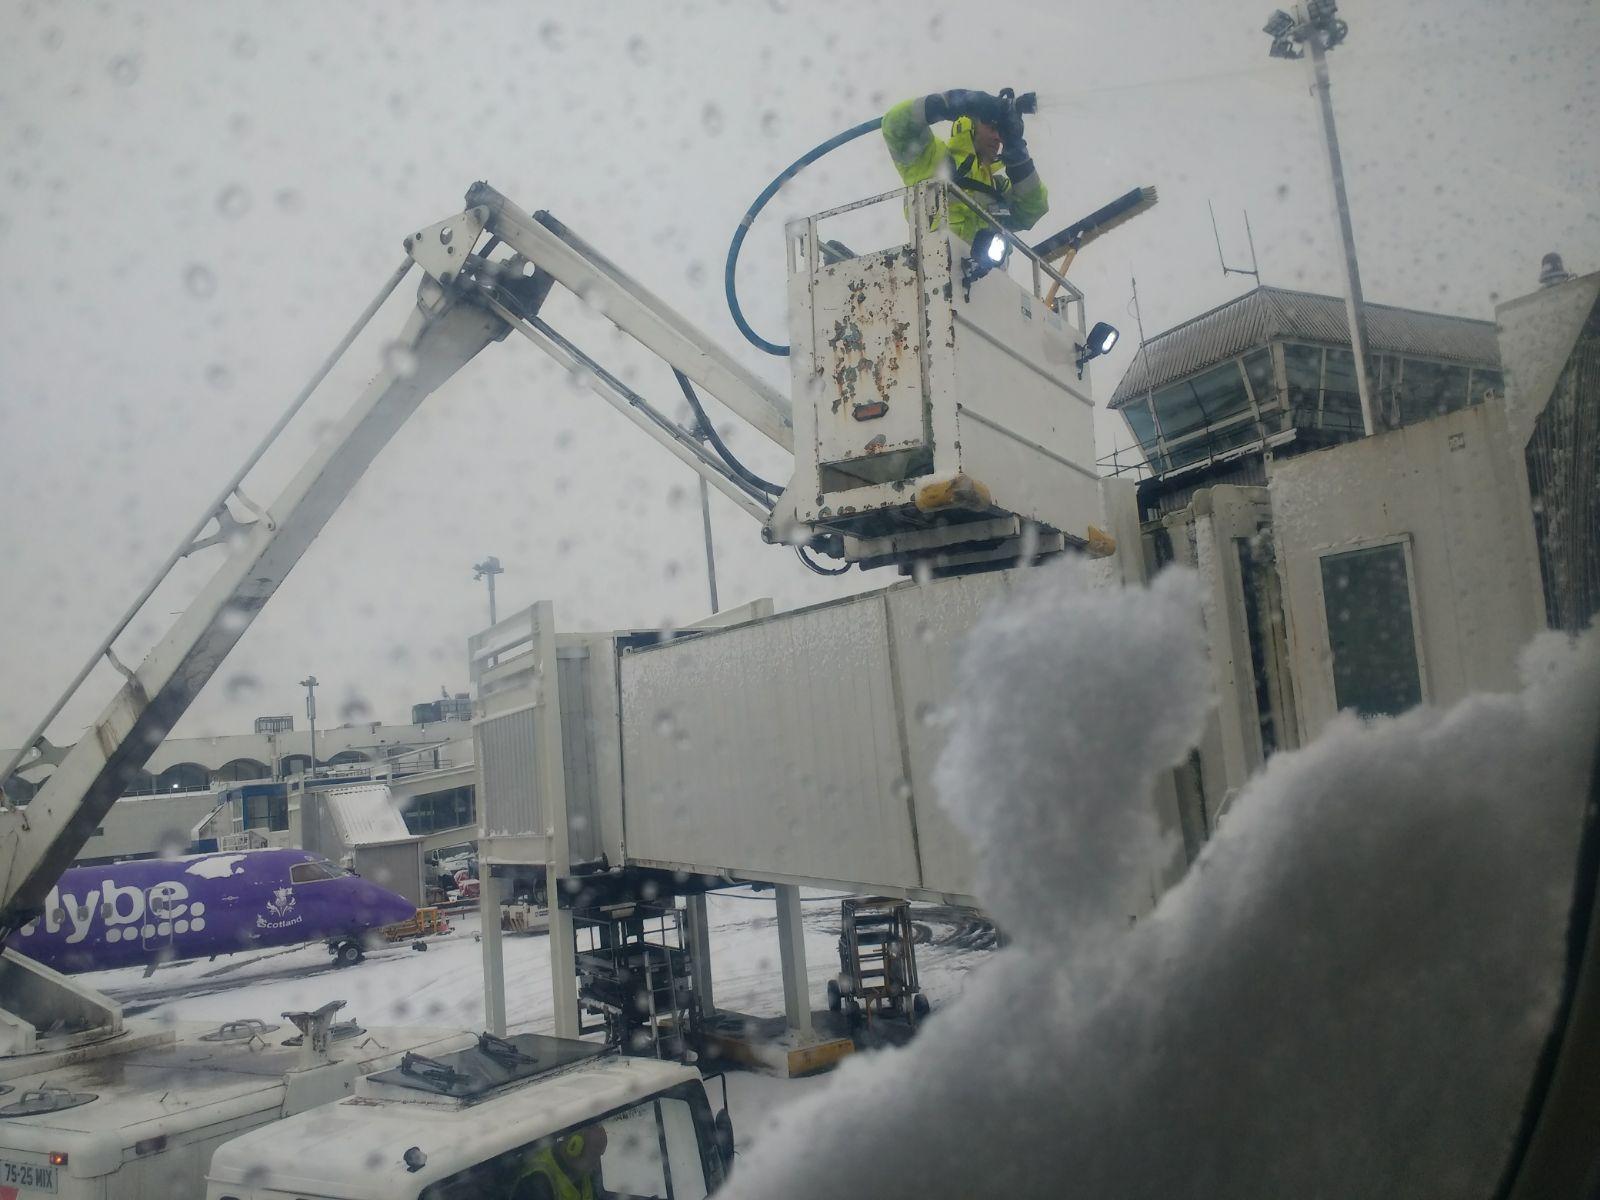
[784,179,1107,572]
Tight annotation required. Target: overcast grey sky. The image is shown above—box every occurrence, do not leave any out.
[2,0,1595,745]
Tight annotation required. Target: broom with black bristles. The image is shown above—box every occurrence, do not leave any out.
[1031,186,1159,303]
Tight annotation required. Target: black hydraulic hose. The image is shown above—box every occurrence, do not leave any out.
[796,544,852,576]
[673,369,782,497]
[724,117,884,357]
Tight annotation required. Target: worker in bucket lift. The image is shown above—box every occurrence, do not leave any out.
[510,1124,610,1200]
[881,88,1049,243]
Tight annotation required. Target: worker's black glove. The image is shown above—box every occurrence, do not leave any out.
[999,132,1035,184]
[925,89,1005,127]
[998,105,1026,149]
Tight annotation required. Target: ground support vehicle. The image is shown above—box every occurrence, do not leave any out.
[0,1004,472,1200]
[205,1033,732,1200]
[575,905,697,1059]
[828,897,928,1026]
[383,907,454,943]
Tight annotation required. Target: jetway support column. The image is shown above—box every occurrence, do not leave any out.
[686,892,715,1018]
[775,884,813,1038]
[480,871,506,1037]
[548,863,580,1038]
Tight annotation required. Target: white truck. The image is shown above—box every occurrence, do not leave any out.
[205,1034,732,1200]
[0,1003,475,1200]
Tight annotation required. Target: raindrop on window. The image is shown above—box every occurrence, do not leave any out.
[625,34,649,64]
[215,184,251,219]
[108,55,139,85]
[912,558,933,586]
[232,32,257,59]
[383,342,419,378]
[701,102,724,135]
[538,20,563,50]
[760,110,781,137]
[40,25,62,50]
[685,260,706,286]
[274,187,304,213]
[183,263,217,298]
[204,363,232,390]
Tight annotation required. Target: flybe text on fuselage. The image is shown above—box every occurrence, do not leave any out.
[11,848,416,974]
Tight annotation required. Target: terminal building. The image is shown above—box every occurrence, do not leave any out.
[1,700,480,898]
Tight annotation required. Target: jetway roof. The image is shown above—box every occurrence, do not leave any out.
[323,782,412,847]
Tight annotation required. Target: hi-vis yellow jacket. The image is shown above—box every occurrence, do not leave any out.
[881,96,1049,243]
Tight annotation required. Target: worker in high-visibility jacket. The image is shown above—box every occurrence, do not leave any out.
[881,88,1048,243]
[509,1124,608,1200]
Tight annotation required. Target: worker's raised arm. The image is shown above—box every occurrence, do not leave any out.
[882,90,1006,185]
[999,111,1049,231]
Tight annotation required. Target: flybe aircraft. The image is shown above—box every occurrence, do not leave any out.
[11,847,416,974]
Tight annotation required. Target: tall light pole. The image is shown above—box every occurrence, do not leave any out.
[472,556,503,626]
[1265,2,1378,437]
[299,675,319,779]
[697,473,720,616]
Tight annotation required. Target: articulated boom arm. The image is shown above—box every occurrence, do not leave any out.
[0,182,802,939]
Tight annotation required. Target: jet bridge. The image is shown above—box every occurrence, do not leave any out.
[468,528,1189,1041]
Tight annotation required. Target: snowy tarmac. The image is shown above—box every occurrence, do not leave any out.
[83,891,995,1146]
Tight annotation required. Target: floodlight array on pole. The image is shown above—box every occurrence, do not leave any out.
[472,556,504,627]
[299,675,319,780]
[1263,1,1377,437]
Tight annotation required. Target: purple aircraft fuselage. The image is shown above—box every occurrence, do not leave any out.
[10,848,416,974]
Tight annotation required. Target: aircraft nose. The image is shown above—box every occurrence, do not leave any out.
[371,884,416,926]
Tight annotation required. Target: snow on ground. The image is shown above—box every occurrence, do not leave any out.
[86,885,994,1147]
[92,893,988,1032]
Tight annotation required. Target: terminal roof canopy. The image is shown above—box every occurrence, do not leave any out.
[1109,286,1503,478]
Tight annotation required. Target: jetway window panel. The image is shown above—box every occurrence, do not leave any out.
[1319,542,1425,718]
[1151,361,1252,444]
[1469,367,1504,407]
[1398,359,1471,426]
[400,785,475,836]
[1243,347,1278,410]
[477,707,541,837]
[1166,411,1265,471]
[1322,349,1364,437]
[1121,398,1160,456]
[1284,342,1324,428]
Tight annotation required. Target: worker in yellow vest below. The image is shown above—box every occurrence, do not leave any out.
[509,1124,609,1200]
[881,88,1049,244]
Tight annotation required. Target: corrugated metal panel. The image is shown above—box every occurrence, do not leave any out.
[476,707,541,838]
[323,783,411,847]
[1110,287,1499,408]
[620,592,922,890]
[558,654,601,864]
[882,572,1012,896]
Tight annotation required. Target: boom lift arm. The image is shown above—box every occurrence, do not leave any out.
[0,183,804,956]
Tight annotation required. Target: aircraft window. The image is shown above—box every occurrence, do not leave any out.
[289,859,344,884]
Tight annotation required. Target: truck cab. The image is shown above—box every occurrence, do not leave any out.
[206,1034,732,1200]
